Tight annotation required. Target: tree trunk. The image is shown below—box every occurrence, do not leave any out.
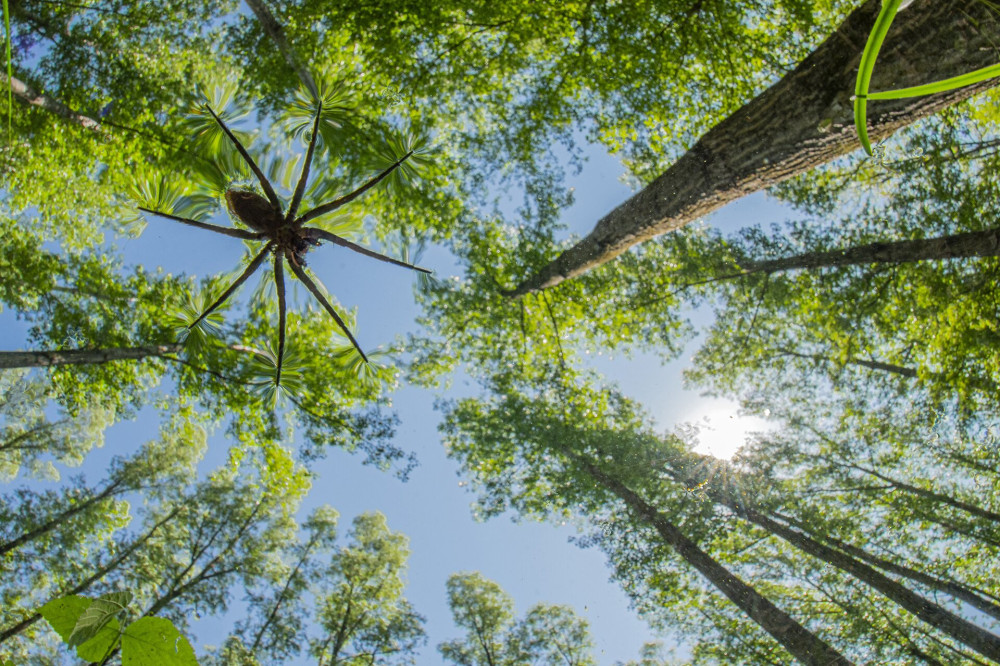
[712,493,1000,662]
[243,0,317,96]
[738,227,1000,275]
[0,507,181,643]
[0,479,124,558]
[507,0,1000,296]
[772,511,1000,623]
[582,461,854,666]
[7,74,103,132]
[0,344,183,369]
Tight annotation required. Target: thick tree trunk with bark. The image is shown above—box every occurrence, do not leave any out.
[508,0,1000,296]
[583,462,854,666]
[0,344,183,369]
[739,227,1000,275]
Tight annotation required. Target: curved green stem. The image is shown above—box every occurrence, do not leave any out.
[854,0,903,156]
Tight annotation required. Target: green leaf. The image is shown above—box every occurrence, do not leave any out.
[40,595,92,644]
[39,595,122,662]
[121,617,199,666]
[68,590,132,647]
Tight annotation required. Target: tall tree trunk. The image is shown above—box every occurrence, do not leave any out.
[7,74,103,132]
[738,227,1000,276]
[0,478,124,558]
[0,344,183,369]
[507,0,1000,296]
[771,511,1000,623]
[699,486,1000,662]
[582,461,854,666]
[0,507,181,643]
[243,0,317,96]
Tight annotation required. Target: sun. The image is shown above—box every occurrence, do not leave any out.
[687,400,769,460]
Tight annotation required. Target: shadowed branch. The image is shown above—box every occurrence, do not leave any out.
[203,103,283,212]
[295,151,414,224]
[189,242,275,329]
[284,253,369,363]
[274,253,287,384]
[303,228,432,273]
[138,207,262,241]
[286,100,324,222]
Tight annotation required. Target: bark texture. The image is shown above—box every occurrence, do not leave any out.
[0,344,184,369]
[740,227,1000,274]
[508,0,1000,296]
[7,74,103,132]
[584,462,854,666]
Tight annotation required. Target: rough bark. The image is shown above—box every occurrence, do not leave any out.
[508,0,1000,296]
[0,344,184,369]
[583,462,854,666]
[243,0,317,96]
[7,74,103,132]
[739,227,1000,275]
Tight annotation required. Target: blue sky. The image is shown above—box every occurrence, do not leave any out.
[1,130,802,663]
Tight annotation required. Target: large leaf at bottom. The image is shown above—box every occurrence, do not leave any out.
[121,616,198,666]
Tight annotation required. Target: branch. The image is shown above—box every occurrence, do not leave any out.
[7,73,102,131]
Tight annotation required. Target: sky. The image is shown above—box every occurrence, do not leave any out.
[0,125,802,664]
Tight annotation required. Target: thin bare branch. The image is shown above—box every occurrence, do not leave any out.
[274,253,287,385]
[295,151,413,224]
[138,207,262,241]
[203,103,283,212]
[284,253,369,363]
[189,242,274,329]
[303,227,432,273]
[286,100,324,222]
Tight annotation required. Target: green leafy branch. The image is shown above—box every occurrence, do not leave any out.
[854,0,1000,155]
[40,592,199,666]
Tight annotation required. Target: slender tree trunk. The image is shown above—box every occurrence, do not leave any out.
[709,493,1000,661]
[243,0,317,96]
[7,74,103,132]
[738,227,1000,276]
[507,0,1000,296]
[772,511,1000,623]
[0,507,181,643]
[0,344,183,369]
[0,478,124,558]
[582,461,854,666]
[838,462,1000,525]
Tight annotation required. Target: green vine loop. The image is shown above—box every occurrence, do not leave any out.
[854,0,1000,156]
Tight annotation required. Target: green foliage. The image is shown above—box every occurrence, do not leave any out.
[40,593,198,666]
[439,572,597,666]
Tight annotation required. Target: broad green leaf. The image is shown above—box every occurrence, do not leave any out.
[39,595,122,661]
[121,617,198,666]
[39,595,92,644]
[68,590,132,647]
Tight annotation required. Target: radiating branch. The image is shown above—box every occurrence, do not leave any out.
[284,253,369,363]
[189,242,275,329]
[286,99,324,222]
[295,151,413,224]
[303,227,432,273]
[274,253,287,385]
[138,207,262,241]
[203,103,283,212]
